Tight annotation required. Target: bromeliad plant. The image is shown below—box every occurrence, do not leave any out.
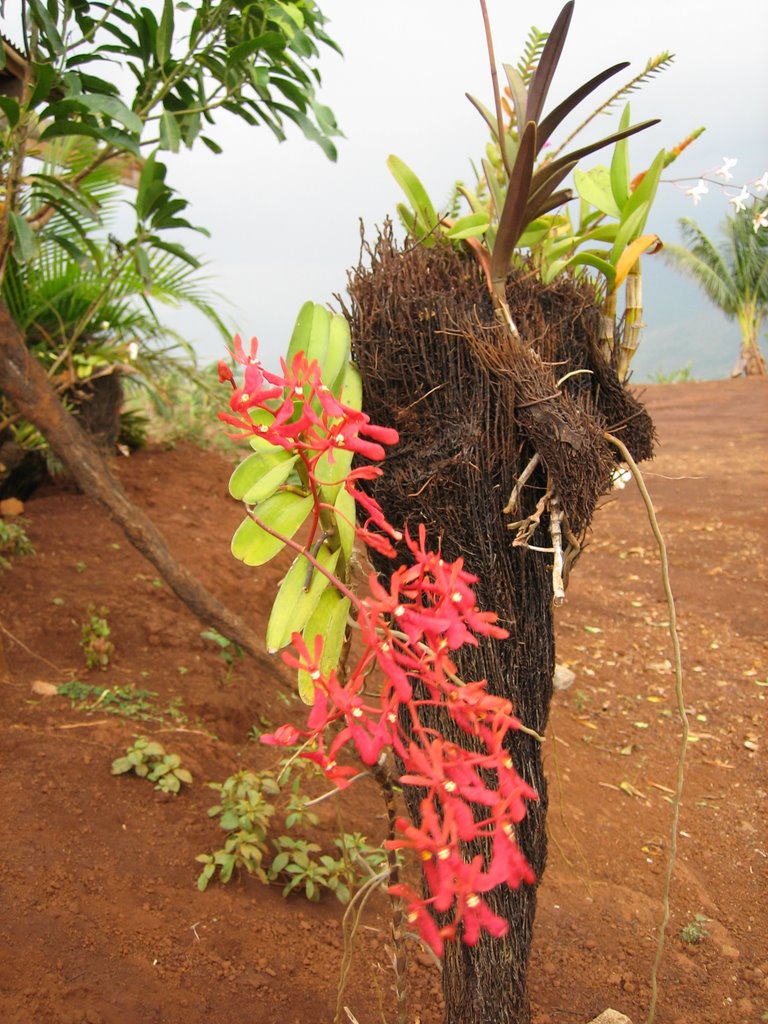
[219,303,538,958]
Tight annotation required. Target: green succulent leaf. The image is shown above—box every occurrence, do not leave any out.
[266,543,341,653]
[231,493,313,566]
[229,449,299,505]
[298,588,351,703]
[574,165,622,220]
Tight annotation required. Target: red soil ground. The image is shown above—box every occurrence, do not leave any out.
[0,379,766,1024]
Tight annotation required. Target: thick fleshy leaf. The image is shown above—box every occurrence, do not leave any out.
[339,362,362,412]
[333,486,356,562]
[574,166,622,220]
[387,155,438,236]
[286,300,316,365]
[228,449,299,504]
[445,212,490,240]
[610,105,632,210]
[297,589,351,703]
[231,493,313,566]
[266,544,341,652]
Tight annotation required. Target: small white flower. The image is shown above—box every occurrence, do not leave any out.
[128,341,139,360]
[753,207,768,233]
[685,179,708,205]
[714,157,737,182]
[728,185,750,212]
[754,171,768,195]
[611,465,632,490]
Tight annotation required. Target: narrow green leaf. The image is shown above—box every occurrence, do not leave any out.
[610,105,631,210]
[156,0,174,64]
[77,93,143,134]
[386,155,438,235]
[28,0,65,54]
[0,96,19,126]
[28,63,56,109]
[159,110,181,152]
[9,213,37,262]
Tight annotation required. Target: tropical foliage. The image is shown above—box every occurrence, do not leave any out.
[663,202,768,375]
[0,1,340,473]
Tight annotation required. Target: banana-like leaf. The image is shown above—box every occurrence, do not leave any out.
[228,449,299,504]
[574,165,622,220]
[537,62,629,156]
[610,105,631,209]
[266,544,341,652]
[491,120,537,287]
[231,492,313,566]
[297,589,351,703]
[525,1,575,124]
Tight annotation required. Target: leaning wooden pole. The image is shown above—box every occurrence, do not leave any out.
[0,300,271,671]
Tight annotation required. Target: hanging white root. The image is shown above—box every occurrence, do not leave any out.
[504,452,541,514]
[549,493,565,606]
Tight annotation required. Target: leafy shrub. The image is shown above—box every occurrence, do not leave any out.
[0,518,35,571]
[196,765,387,902]
[111,736,192,794]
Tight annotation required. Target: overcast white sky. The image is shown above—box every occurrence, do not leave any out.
[159,1,766,378]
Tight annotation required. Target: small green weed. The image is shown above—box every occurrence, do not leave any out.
[197,764,387,903]
[200,628,243,684]
[57,679,189,725]
[81,604,114,670]
[680,913,709,944]
[649,362,695,384]
[0,518,35,571]
[111,736,192,794]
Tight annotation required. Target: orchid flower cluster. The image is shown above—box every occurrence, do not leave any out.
[218,324,536,956]
[680,159,768,231]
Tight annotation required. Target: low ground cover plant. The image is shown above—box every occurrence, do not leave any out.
[111,736,192,794]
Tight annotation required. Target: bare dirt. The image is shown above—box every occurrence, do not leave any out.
[0,379,766,1024]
